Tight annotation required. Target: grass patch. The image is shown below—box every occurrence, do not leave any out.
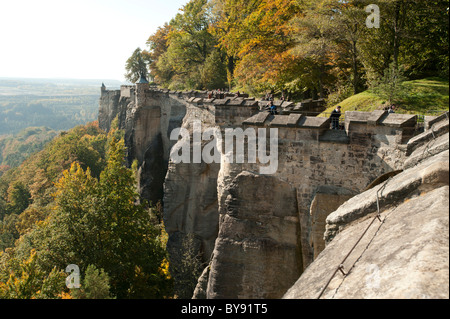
[320,77,449,117]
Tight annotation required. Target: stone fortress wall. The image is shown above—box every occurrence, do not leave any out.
[99,83,449,299]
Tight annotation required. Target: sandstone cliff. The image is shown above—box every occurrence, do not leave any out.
[206,171,302,299]
[99,84,448,299]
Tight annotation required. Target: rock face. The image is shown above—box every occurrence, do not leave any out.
[163,101,221,269]
[206,171,302,299]
[284,125,449,299]
[163,161,220,264]
[309,186,356,259]
[284,182,449,298]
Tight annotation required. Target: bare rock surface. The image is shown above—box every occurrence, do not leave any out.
[206,171,302,299]
[284,151,449,299]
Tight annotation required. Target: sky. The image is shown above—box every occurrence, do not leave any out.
[0,0,189,82]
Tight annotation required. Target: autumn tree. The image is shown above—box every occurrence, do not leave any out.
[147,23,174,85]
[0,250,66,299]
[211,0,301,94]
[209,0,262,89]
[24,137,171,298]
[144,0,447,97]
[147,0,227,90]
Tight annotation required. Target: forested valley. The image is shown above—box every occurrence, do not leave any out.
[0,122,173,298]
[0,78,175,299]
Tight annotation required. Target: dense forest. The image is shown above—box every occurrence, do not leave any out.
[0,127,58,171]
[125,0,448,102]
[0,95,98,135]
[0,122,172,298]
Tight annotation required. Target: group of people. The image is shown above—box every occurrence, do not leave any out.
[208,89,228,99]
[207,88,397,127]
[263,92,274,101]
[262,91,293,115]
[262,91,291,102]
[385,104,396,113]
[207,88,246,100]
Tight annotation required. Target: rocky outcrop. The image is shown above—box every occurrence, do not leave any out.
[192,264,210,299]
[206,171,302,299]
[324,150,449,244]
[163,161,220,262]
[162,100,221,298]
[284,178,449,298]
[284,116,449,299]
[99,85,188,204]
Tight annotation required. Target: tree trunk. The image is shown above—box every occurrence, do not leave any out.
[318,64,325,99]
[392,0,407,72]
[352,39,359,95]
[227,55,235,91]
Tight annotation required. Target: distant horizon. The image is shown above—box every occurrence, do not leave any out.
[0,76,129,97]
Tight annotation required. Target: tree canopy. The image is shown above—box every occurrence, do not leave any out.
[0,123,172,298]
[136,0,448,99]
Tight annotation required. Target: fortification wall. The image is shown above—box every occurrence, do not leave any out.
[211,108,417,271]
[98,85,428,299]
[99,88,121,132]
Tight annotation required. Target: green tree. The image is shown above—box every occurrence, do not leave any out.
[149,0,226,90]
[0,213,19,251]
[171,233,204,299]
[6,181,31,215]
[370,62,408,105]
[396,0,449,78]
[0,249,66,299]
[199,48,228,90]
[125,48,150,83]
[71,264,113,299]
[0,197,7,220]
[359,0,449,80]
[31,137,170,298]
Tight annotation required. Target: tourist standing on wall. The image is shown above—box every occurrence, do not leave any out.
[388,104,396,113]
[330,105,342,130]
[269,101,277,115]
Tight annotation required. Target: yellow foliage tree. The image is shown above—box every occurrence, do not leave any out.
[0,249,66,299]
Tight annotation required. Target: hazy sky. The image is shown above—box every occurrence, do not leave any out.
[0,0,188,82]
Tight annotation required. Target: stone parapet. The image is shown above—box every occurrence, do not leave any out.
[243,113,330,129]
[345,111,417,127]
